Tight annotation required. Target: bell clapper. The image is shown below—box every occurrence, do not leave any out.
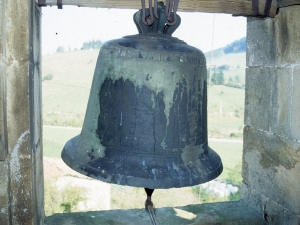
[144,188,158,225]
[144,188,155,210]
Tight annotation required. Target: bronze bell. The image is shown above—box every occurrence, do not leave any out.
[62,2,223,189]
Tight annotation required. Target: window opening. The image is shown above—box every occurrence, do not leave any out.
[42,5,246,216]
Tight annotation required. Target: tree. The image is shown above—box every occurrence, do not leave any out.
[234,75,241,84]
[219,71,225,84]
[56,46,65,53]
[211,71,225,85]
[81,40,103,50]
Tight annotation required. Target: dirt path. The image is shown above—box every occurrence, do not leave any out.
[208,138,243,143]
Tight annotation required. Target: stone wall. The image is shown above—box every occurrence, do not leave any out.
[0,1,300,225]
[0,0,44,224]
[242,6,300,225]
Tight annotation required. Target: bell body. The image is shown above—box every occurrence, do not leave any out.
[62,33,223,189]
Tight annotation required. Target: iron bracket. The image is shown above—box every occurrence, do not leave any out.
[37,0,63,9]
[37,0,47,7]
[57,0,63,9]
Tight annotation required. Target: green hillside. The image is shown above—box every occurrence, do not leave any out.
[207,85,244,139]
[207,52,246,85]
[205,37,246,58]
[42,50,98,127]
[42,49,245,139]
[205,37,246,86]
[42,49,244,212]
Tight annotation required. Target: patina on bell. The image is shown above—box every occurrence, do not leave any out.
[61,3,223,189]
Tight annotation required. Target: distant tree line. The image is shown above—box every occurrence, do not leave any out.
[81,40,103,50]
[208,70,225,85]
[207,69,244,89]
[223,37,246,54]
[55,40,103,53]
[226,75,244,89]
[56,46,65,53]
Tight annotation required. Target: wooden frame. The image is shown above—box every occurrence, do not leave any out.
[37,0,278,17]
[278,0,300,7]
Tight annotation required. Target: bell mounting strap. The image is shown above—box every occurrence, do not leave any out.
[134,1,181,35]
[142,0,155,25]
[141,0,179,26]
[57,0,62,9]
[252,0,273,17]
[166,0,179,25]
[38,0,46,7]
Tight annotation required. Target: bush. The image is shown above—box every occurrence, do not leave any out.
[60,185,87,213]
[191,186,227,203]
[226,164,242,185]
[43,112,84,127]
[44,180,87,216]
[44,180,61,216]
[226,75,244,89]
[230,132,237,137]
[229,132,243,138]
[217,64,230,70]
[43,74,53,81]
[211,71,225,85]
[56,46,65,53]
[81,40,103,50]
[229,189,241,201]
[235,109,239,117]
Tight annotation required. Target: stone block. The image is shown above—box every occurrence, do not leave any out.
[242,185,280,225]
[0,62,6,161]
[245,66,294,138]
[241,182,266,213]
[245,67,272,131]
[33,140,45,224]
[247,6,300,67]
[0,161,9,225]
[275,6,300,65]
[246,17,276,67]
[10,157,34,222]
[0,196,9,225]
[0,22,5,160]
[291,66,300,141]
[242,183,300,225]
[243,126,300,215]
[263,196,286,225]
[269,66,293,137]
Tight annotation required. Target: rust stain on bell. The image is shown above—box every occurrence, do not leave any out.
[62,2,222,189]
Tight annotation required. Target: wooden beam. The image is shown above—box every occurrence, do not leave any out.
[277,0,300,7]
[37,0,277,17]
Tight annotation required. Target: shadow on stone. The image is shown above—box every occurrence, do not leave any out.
[45,201,263,225]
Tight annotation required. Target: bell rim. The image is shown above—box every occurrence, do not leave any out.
[61,135,223,189]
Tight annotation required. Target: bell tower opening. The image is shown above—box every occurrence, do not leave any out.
[3,1,300,224]
[41,4,245,217]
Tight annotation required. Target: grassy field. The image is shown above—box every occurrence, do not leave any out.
[43,126,81,158]
[207,52,246,85]
[207,85,245,139]
[42,48,244,181]
[42,50,97,127]
[209,141,242,184]
[42,50,245,138]
[43,125,243,210]
[42,49,245,213]
[43,126,242,184]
